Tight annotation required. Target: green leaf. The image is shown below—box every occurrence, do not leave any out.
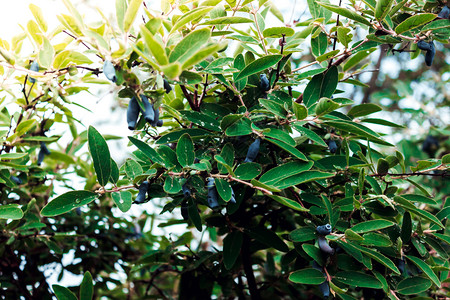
[140,25,168,65]
[265,137,307,161]
[234,163,262,180]
[323,120,393,146]
[334,271,382,288]
[260,161,314,185]
[269,171,334,190]
[315,97,340,116]
[88,126,111,187]
[116,0,127,31]
[343,48,376,72]
[400,211,412,243]
[259,99,287,118]
[375,0,394,21]
[289,268,326,284]
[124,158,143,179]
[262,27,295,38]
[394,196,444,228]
[397,277,432,295]
[188,198,202,231]
[395,13,437,34]
[406,255,441,287]
[351,220,395,233]
[311,32,328,57]
[112,191,132,213]
[225,118,253,136]
[80,271,94,300]
[110,158,119,184]
[361,232,392,247]
[0,153,28,160]
[376,158,389,175]
[348,103,382,118]
[317,2,372,26]
[214,178,232,201]
[0,204,24,220]
[316,49,340,63]
[289,226,316,242]
[302,244,324,266]
[246,227,289,252]
[269,195,309,211]
[41,191,97,217]
[128,136,164,165]
[170,7,214,34]
[292,123,328,147]
[123,0,143,32]
[303,66,338,107]
[39,38,54,68]
[202,16,254,25]
[223,231,243,270]
[352,244,400,274]
[235,55,283,81]
[164,176,182,194]
[169,28,211,64]
[182,42,223,69]
[401,194,436,205]
[179,111,221,132]
[53,284,77,300]
[292,102,308,120]
[29,3,48,32]
[157,128,212,144]
[176,134,195,167]
[422,19,450,32]
[161,62,182,79]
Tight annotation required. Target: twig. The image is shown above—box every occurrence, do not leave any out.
[329,0,342,66]
[272,35,286,89]
[250,4,268,55]
[180,85,199,111]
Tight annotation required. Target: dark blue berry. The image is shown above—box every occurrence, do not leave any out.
[244,138,261,163]
[127,96,140,130]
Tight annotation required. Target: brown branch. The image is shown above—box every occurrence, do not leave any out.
[180,85,199,111]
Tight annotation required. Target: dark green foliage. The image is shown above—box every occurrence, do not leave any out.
[1,1,449,299]
[181,201,189,220]
[103,60,116,82]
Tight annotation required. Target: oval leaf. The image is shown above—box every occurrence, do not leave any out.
[41,191,98,217]
[88,126,111,187]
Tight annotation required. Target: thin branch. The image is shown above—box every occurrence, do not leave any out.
[180,85,199,111]
[272,35,286,89]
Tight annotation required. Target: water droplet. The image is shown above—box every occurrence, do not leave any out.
[119,200,124,204]
[75,199,81,204]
